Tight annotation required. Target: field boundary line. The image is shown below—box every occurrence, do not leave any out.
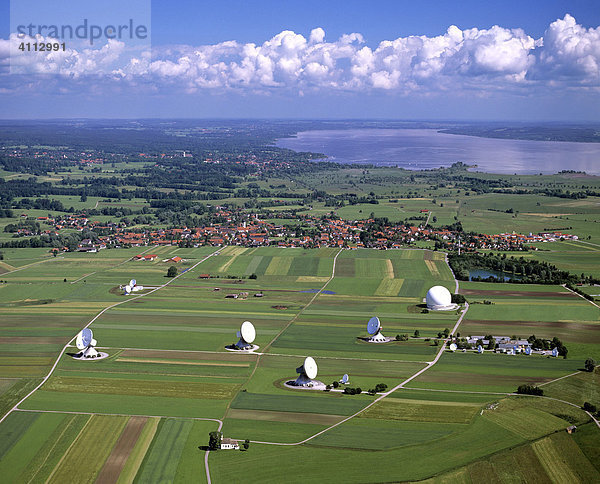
[562,284,600,309]
[0,246,224,426]
[1,256,65,275]
[70,246,156,284]
[403,386,510,395]
[44,413,93,484]
[15,408,223,423]
[26,414,79,484]
[537,370,582,387]
[575,240,600,249]
[262,352,429,364]
[262,248,343,353]
[241,302,471,446]
[82,345,429,364]
[391,386,600,429]
[526,394,600,429]
[70,273,95,284]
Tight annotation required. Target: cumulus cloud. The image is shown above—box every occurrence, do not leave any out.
[1,15,599,94]
[531,14,600,81]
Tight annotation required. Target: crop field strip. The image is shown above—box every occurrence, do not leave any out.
[1,250,366,484]
[0,246,225,427]
[227,301,472,450]
[1,247,598,483]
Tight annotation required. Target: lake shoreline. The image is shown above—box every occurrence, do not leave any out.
[275,128,600,175]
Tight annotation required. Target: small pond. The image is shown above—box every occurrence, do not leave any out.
[468,269,524,282]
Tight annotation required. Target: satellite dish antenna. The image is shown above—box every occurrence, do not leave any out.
[367,317,380,335]
[552,347,559,357]
[75,328,98,358]
[449,343,457,352]
[129,279,136,287]
[341,374,349,384]
[234,321,256,350]
[124,285,131,295]
[525,346,531,355]
[477,345,483,354]
[294,356,318,386]
[366,316,387,342]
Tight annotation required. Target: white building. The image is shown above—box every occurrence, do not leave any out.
[220,438,239,450]
[426,286,458,311]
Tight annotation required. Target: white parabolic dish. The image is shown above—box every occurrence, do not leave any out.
[76,328,96,350]
[240,321,256,344]
[304,356,318,379]
[367,316,381,335]
[449,343,457,352]
[130,279,136,287]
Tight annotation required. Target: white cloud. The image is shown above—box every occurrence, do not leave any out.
[1,15,598,95]
[531,14,600,80]
[309,27,325,45]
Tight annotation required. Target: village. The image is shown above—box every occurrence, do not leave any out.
[11,207,580,254]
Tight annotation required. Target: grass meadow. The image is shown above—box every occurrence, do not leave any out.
[0,246,597,482]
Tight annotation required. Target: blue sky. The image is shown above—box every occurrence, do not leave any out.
[1,0,599,120]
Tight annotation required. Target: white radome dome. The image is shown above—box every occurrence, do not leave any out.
[426,285,452,309]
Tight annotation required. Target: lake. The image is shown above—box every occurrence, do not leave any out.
[275,128,600,175]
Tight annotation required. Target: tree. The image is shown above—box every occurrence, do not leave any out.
[413,330,420,338]
[208,431,222,450]
[243,439,250,450]
[585,358,596,372]
[249,273,257,279]
[332,380,339,389]
[517,384,543,396]
[373,383,387,392]
[583,402,597,413]
[167,265,178,277]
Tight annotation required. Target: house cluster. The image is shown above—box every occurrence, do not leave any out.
[466,336,532,353]
[440,230,579,252]
[1,146,120,165]
[25,206,579,253]
[486,231,579,245]
[77,238,107,252]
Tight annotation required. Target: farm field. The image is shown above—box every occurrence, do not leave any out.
[0,246,598,483]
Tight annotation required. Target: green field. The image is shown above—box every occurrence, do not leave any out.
[0,246,598,483]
